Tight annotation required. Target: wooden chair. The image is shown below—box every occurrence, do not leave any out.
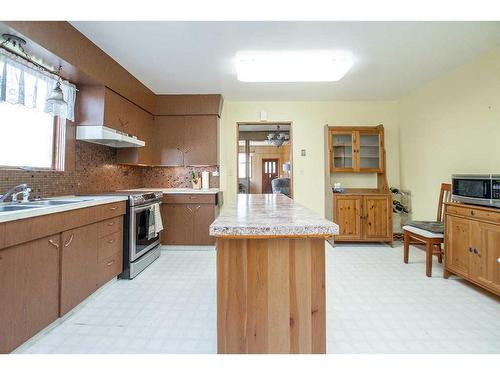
[403,183,452,277]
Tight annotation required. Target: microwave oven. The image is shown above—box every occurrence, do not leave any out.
[451,174,500,208]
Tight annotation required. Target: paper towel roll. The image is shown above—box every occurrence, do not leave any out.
[202,171,210,189]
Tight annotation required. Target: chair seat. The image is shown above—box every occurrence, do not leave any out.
[403,221,444,239]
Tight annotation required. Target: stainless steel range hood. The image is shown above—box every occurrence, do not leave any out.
[76,126,145,148]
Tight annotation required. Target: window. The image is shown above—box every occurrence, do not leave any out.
[0,101,64,169]
[238,152,252,179]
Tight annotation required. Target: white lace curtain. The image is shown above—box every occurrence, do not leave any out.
[0,49,76,121]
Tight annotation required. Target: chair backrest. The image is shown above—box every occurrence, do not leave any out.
[437,183,452,222]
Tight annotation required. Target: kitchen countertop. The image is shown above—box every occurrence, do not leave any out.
[0,195,128,223]
[209,194,339,238]
[124,187,220,195]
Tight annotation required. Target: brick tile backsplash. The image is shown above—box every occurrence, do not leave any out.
[0,141,219,198]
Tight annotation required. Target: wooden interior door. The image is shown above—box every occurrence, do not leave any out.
[60,224,98,316]
[364,195,391,240]
[334,195,363,240]
[262,158,279,194]
[445,215,471,276]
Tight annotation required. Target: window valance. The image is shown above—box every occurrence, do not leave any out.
[0,49,76,121]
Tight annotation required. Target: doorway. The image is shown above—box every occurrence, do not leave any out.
[237,122,293,198]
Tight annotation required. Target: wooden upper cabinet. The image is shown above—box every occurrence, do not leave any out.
[329,127,384,173]
[76,85,152,138]
[153,116,186,166]
[153,115,218,166]
[184,116,218,166]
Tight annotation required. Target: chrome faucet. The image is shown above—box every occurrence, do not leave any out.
[0,184,32,203]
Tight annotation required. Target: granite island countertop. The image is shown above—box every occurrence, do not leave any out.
[209,194,339,238]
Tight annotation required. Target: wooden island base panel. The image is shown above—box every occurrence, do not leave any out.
[210,194,339,354]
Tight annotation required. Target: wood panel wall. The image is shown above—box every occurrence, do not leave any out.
[216,237,326,354]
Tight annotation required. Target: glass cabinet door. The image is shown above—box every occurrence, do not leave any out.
[359,132,381,171]
[331,132,354,171]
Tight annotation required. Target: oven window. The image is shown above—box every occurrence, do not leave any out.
[453,179,490,199]
[134,207,158,258]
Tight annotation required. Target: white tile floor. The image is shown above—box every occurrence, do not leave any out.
[15,243,500,354]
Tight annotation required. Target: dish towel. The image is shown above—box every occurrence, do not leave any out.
[153,203,164,235]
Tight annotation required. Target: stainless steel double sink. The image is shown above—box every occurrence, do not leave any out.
[0,199,92,213]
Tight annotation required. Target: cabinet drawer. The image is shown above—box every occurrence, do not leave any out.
[98,202,126,220]
[163,194,216,205]
[98,251,123,287]
[98,216,123,238]
[98,231,122,262]
[446,205,500,224]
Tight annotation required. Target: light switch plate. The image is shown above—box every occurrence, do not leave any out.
[301,149,306,156]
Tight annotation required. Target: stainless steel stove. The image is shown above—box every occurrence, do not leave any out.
[86,190,163,279]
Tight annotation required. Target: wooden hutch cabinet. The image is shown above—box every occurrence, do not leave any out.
[444,202,500,296]
[329,128,384,173]
[327,125,393,245]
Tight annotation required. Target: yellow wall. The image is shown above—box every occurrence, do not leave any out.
[220,101,400,216]
[398,48,500,220]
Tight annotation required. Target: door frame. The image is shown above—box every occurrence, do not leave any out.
[236,121,294,198]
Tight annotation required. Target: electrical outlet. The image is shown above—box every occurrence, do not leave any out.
[301,149,306,156]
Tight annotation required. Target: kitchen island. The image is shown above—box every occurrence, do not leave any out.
[209,194,339,354]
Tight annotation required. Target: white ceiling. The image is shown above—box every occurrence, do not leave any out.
[70,21,500,101]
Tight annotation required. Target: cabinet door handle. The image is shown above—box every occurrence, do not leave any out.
[64,234,74,248]
[470,210,475,216]
[107,238,116,244]
[48,239,59,248]
[107,221,115,226]
[109,206,118,211]
[195,205,201,211]
[106,260,115,267]
[468,247,473,253]
[118,118,129,127]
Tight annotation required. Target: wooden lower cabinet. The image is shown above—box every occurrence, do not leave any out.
[0,202,126,353]
[0,235,60,353]
[60,224,99,316]
[160,194,218,245]
[333,194,392,243]
[445,203,500,296]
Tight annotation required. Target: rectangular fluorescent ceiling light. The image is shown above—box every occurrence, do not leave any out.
[236,51,353,82]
